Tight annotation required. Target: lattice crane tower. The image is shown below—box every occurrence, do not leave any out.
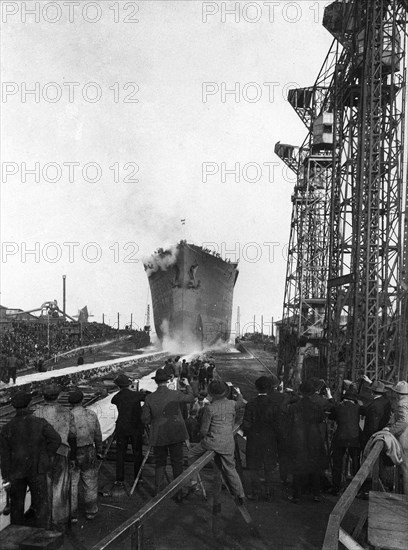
[323,0,408,384]
[275,42,339,381]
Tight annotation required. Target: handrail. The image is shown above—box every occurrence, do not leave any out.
[322,439,384,550]
[90,426,242,550]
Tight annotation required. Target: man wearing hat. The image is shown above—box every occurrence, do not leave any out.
[32,383,77,530]
[189,379,246,503]
[360,380,391,449]
[0,391,61,528]
[69,390,103,521]
[141,368,194,497]
[329,389,361,495]
[111,374,148,486]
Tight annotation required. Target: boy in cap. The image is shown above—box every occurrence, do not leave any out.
[189,379,246,504]
[111,374,148,486]
[141,368,193,498]
[0,391,61,528]
[69,390,103,521]
[32,383,77,530]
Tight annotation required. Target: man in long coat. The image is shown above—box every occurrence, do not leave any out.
[111,374,147,486]
[33,383,77,530]
[141,369,194,498]
[243,375,282,500]
[283,380,328,503]
[0,391,61,527]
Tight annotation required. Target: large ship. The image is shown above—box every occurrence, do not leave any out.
[144,241,238,351]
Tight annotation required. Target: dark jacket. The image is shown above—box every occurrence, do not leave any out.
[111,388,145,436]
[0,410,61,481]
[330,400,361,448]
[243,393,283,468]
[284,396,328,475]
[141,385,194,446]
[361,395,391,448]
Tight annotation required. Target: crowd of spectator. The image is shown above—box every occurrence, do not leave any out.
[0,320,150,379]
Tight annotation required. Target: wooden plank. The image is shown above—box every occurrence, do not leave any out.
[338,528,365,550]
[351,508,367,541]
[91,426,242,550]
[368,491,408,550]
[323,440,383,550]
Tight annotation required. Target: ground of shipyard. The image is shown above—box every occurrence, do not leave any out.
[7,346,367,550]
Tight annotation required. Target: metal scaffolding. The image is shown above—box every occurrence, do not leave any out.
[275,43,338,380]
[276,0,408,386]
[324,0,407,385]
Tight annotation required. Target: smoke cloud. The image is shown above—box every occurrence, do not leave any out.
[143,244,179,277]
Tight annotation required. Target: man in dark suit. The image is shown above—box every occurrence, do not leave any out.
[330,390,361,495]
[141,368,194,498]
[111,374,148,486]
[360,380,391,450]
[0,391,61,528]
[243,375,282,501]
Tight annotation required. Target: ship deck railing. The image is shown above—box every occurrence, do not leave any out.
[90,425,242,550]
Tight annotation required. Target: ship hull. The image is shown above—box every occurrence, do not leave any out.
[146,243,238,351]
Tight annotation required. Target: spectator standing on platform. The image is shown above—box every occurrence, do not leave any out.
[189,380,246,503]
[329,390,361,495]
[141,369,194,499]
[111,374,147,486]
[33,384,77,530]
[360,380,391,449]
[7,351,21,384]
[0,391,61,528]
[243,376,280,501]
[69,390,103,521]
[0,351,8,383]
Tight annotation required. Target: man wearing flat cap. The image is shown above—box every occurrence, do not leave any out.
[32,383,77,530]
[111,373,148,486]
[0,391,61,528]
[69,390,103,521]
[141,368,194,497]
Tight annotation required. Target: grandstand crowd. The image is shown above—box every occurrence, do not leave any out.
[0,320,150,384]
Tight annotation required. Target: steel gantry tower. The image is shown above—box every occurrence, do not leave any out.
[323,0,408,385]
[275,44,339,382]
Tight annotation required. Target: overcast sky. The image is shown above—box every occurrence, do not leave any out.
[1,0,333,335]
